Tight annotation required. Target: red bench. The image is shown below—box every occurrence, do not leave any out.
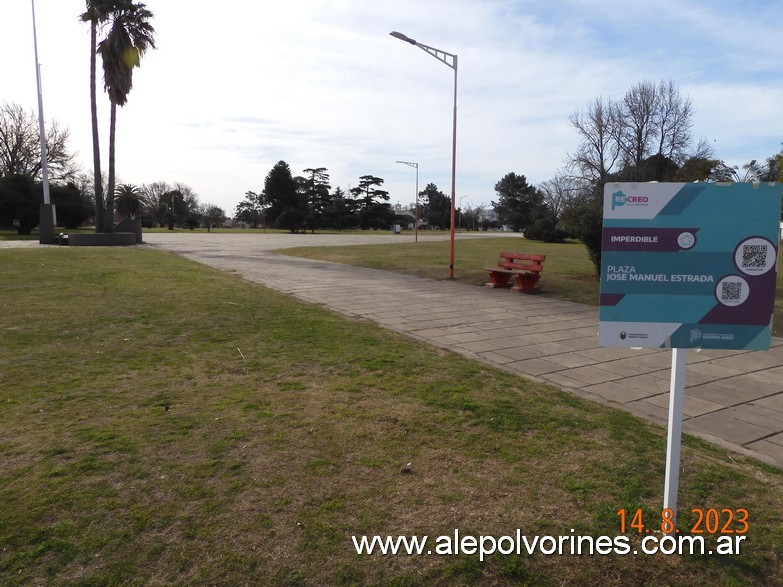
[485,252,546,293]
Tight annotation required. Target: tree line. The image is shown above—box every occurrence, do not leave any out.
[236,161,495,233]
[112,182,227,231]
[235,161,398,232]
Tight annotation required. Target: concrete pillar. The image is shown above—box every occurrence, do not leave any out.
[39,203,56,245]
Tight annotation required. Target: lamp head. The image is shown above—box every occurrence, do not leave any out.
[390,31,416,45]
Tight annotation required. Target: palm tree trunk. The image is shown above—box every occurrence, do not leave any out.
[104,100,117,232]
[90,20,105,232]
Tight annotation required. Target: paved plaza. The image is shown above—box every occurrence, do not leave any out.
[8,233,783,467]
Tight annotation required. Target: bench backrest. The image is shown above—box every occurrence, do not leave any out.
[497,252,546,273]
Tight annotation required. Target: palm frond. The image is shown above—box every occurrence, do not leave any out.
[96,1,156,107]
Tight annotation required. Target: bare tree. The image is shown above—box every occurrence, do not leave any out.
[538,174,590,225]
[614,81,659,175]
[569,80,695,183]
[139,180,171,226]
[568,97,620,185]
[173,182,199,207]
[565,80,696,273]
[655,80,693,161]
[0,102,77,181]
[460,203,485,231]
[199,203,226,232]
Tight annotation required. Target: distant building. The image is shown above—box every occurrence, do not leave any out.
[482,208,498,223]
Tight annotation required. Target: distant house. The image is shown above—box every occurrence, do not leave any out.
[396,209,416,230]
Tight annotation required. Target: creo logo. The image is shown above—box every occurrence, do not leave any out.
[611,190,649,210]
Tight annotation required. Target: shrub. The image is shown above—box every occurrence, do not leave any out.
[524,218,567,243]
[51,182,94,229]
[0,174,39,234]
[276,207,306,233]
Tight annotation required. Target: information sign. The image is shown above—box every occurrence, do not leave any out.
[599,182,782,350]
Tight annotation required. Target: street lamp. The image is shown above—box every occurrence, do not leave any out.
[396,160,419,242]
[459,195,468,231]
[390,31,458,278]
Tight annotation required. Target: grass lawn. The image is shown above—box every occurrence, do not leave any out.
[280,236,783,336]
[1,247,783,586]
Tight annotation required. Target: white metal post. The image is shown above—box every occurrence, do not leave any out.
[663,347,687,532]
[31,0,50,205]
[396,161,419,242]
[448,55,457,278]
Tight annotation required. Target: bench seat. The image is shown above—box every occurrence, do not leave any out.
[485,252,546,293]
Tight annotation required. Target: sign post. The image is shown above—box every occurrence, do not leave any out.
[663,347,686,519]
[598,182,782,529]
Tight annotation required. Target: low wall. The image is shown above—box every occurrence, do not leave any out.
[113,217,143,243]
[67,232,137,246]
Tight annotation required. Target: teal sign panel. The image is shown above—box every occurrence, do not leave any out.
[599,182,782,349]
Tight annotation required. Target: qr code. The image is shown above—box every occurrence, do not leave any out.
[721,281,742,301]
[742,244,767,269]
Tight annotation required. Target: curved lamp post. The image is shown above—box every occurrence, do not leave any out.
[390,31,457,278]
[396,160,419,242]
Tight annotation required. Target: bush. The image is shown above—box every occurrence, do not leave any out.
[0,174,39,234]
[524,218,567,243]
[559,193,603,274]
[50,182,94,229]
[0,176,95,232]
[276,207,306,233]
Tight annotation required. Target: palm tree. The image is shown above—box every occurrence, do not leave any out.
[80,0,120,232]
[115,183,141,219]
[97,2,155,232]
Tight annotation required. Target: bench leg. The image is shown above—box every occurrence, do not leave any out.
[486,271,513,288]
[511,274,541,293]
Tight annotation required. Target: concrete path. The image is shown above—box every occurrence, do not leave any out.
[21,232,783,467]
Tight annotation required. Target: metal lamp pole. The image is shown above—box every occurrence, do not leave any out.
[390,31,457,278]
[396,160,419,242]
[31,0,56,244]
[31,0,50,206]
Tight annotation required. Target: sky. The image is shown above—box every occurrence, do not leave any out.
[2,0,782,215]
